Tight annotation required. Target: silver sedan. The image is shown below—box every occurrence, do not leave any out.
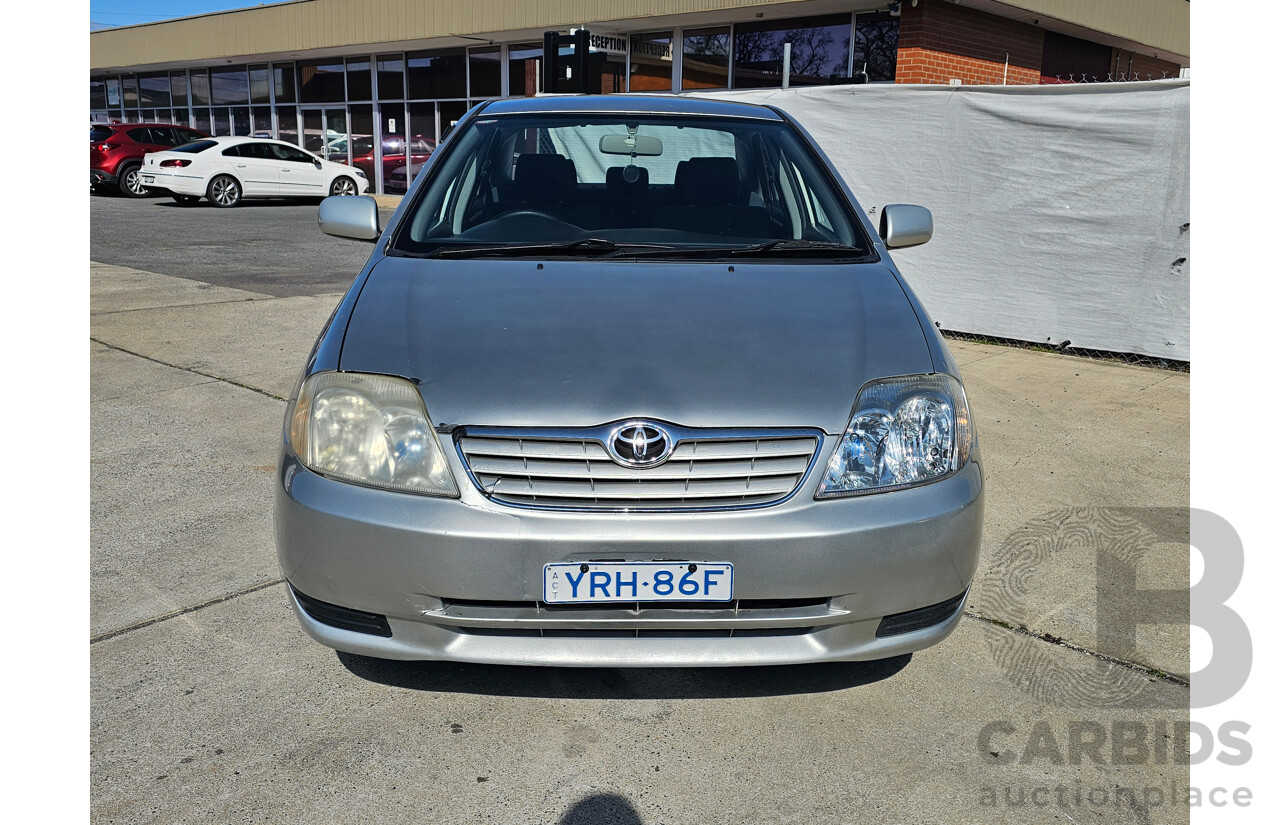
[276,94,983,667]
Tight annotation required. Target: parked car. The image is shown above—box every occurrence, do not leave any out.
[91,122,208,197]
[348,135,436,190]
[141,136,369,207]
[276,94,983,667]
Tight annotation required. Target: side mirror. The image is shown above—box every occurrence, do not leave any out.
[878,204,933,249]
[313,159,323,169]
[318,195,380,242]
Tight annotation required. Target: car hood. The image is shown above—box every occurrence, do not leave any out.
[338,256,935,434]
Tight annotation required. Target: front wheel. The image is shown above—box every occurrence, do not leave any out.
[330,176,358,197]
[119,163,148,198]
[207,175,242,208]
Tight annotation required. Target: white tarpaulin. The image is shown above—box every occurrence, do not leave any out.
[689,81,1191,360]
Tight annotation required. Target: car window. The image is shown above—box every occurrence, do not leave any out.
[221,144,243,158]
[90,125,115,143]
[126,127,153,144]
[268,143,315,163]
[177,129,204,145]
[171,139,218,154]
[147,127,180,146]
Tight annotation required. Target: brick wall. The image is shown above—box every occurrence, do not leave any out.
[895,0,1044,85]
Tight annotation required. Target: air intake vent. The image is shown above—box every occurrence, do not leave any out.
[292,586,392,637]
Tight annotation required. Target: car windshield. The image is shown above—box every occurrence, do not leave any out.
[391,113,873,259]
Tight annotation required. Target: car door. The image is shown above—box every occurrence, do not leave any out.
[222,143,281,196]
[271,143,328,195]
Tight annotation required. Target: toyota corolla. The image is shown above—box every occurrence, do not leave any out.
[275,94,984,667]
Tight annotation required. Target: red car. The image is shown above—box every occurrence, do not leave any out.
[348,135,435,191]
[91,122,208,197]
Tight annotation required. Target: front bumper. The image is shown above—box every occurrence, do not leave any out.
[275,450,984,666]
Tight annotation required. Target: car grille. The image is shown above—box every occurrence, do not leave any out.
[456,428,821,511]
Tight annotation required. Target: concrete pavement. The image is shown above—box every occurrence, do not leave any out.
[90,259,1191,823]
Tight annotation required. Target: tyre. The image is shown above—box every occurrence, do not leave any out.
[207,175,242,208]
[330,176,358,197]
[171,194,200,206]
[118,163,148,198]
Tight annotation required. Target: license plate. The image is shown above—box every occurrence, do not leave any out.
[142,175,155,183]
[543,561,733,604]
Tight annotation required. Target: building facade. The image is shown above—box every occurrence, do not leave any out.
[90,0,1189,194]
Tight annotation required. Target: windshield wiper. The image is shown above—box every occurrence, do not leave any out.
[729,240,865,257]
[428,238,674,259]
[623,239,865,259]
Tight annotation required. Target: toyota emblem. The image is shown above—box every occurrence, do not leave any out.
[606,421,673,468]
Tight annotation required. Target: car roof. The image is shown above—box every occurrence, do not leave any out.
[477,94,785,121]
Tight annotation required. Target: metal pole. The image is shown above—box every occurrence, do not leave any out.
[782,43,791,89]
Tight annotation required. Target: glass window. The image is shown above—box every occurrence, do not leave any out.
[211,66,249,105]
[852,12,899,82]
[733,14,852,88]
[469,47,501,97]
[273,143,317,163]
[173,139,218,154]
[407,49,466,99]
[273,64,297,103]
[177,128,204,143]
[140,73,170,107]
[90,80,108,110]
[170,72,188,108]
[106,77,122,107]
[213,107,231,136]
[682,28,730,89]
[90,125,115,143]
[193,110,211,135]
[221,144,244,158]
[232,107,250,135]
[391,113,868,254]
[299,59,345,103]
[507,43,542,97]
[348,104,373,174]
[252,107,272,137]
[346,58,372,100]
[122,76,139,108]
[190,70,210,106]
[276,106,298,144]
[126,127,154,144]
[249,64,271,104]
[376,55,404,100]
[629,32,674,92]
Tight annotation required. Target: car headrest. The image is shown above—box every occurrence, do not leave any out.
[675,157,742,205]
[515,153,577,201]
[606,165,650,191]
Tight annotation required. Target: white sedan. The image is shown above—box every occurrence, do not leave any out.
[141,136,368,207]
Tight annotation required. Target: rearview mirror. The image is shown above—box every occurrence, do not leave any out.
[599,134,663,156]
[878,204,933,249]
[318,195,380,242]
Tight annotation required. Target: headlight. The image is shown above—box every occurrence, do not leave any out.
[354,169,366,178]
[816,374,973,498]
[289,372,459,497]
